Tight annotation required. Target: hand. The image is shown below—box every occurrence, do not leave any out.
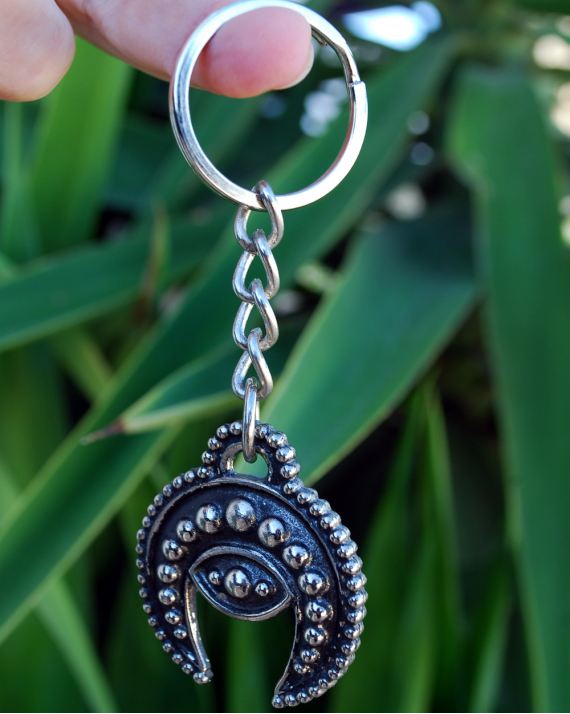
[0,0,313,101]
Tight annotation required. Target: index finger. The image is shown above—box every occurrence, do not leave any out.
[57,0,314,97]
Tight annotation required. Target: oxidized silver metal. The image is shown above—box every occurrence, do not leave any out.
[169,0,368,211]
[137,423,367,708]
[142,2,368,706]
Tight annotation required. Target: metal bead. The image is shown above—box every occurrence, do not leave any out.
[174,626,188,639]
[154,494,164,507]
[184,470,196,483]
[224,569,251,598]
[276,445,296,463]
[177,519,197,543]
[320,511,341,530]
[305,599,331,623]
[136,529,147,542]
[173,476,184,489]
[208,436,222,450]
[196,504,222,533]
[282,544,312,570]
[147,504,156,517]
[226,499,256,531]
[255,423,270,439]
[172,652,184,665]
[158,564,179,583]
[142,603,152,614]
[163,484,173,498]
[162,539,185,561]
[304,627,327,646]
[348,590,368,608]
[330,525,351,545]
[255,581,271,597]
[163,641,174,653]
[341,639,360,656]
[282,478,303,495]
[272,695,285,709]
[148,615,158,627]
[216,425,229,440]
[328,667,342,681]
[230,420,242,435]
[182,663,193,675]
[135,544,144,555]
[193,672,211,684]
[309,499,330,517]
[284,693,297,707]
[266,431,287,448]
[197,465,213,479]
[335,655,349,670]
[258,518,290,547]
[280,461,301,479]
[155,629,167,640]
[139,587,149,599]
[344,623,364,640]
[347,607,366,624]
[296,488,317,505]
[297,691,311,703]
[136,559,145,570]
[137,574,146,585]
[202,450,215,464]
[159,588,178,605]
[208,570,222,586]
[293,658,310,674]
[341,555,363,575]
[299,572,328,596]
[345,573,367,591]
[338,540,358,559]
[165,609,182,625]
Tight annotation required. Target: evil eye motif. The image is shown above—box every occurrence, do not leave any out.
[137,423,366,708]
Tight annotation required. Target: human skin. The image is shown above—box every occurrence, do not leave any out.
[0,0,313,101]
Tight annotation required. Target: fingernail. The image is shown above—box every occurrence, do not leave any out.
[276,42,315,90]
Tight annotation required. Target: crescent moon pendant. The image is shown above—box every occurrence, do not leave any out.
[136,421,367,708]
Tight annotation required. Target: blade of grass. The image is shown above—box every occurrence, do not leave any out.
[50,328,113,402]
[449,63,570,712]
[31,38,133,251]
[0,39,455,643]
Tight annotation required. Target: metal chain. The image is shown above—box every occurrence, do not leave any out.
[231,181,282,462]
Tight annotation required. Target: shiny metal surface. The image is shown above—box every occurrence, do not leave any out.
[170,0,368,211]
[137,422,366,707]
[242,378,258,462]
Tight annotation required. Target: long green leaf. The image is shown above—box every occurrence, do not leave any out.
[0,38,453,643]
[449,64,570,712]
[31,39,132,251]
[265,207,477,483]
[0,210,225,353]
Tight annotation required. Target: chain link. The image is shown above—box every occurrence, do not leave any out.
[231,181,283,460]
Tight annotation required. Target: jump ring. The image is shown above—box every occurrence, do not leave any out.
[242,378,258,463]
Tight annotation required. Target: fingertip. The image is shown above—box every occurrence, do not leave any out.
[194,8,313,98]
[0,0,75,102]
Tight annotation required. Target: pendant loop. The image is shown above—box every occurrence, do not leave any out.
[242,379,259,462]
[169,0,368,211]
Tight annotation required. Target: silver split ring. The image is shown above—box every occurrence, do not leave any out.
[169,0,368,211]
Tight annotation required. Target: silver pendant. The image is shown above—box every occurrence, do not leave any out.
[136,421,367,708]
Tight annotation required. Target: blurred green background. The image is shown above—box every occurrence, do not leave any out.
[1,0,570,711]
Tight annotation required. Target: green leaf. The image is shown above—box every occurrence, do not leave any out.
[0,400,117,713]
[0,39,454,643]
[31,38,133,251]
[265,207,477,484]
[514,0,570,12]
[0,210,225,353]
[50,328,113,402]
[449,64,570,712]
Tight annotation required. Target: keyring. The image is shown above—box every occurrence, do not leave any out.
[169,0,368,211]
